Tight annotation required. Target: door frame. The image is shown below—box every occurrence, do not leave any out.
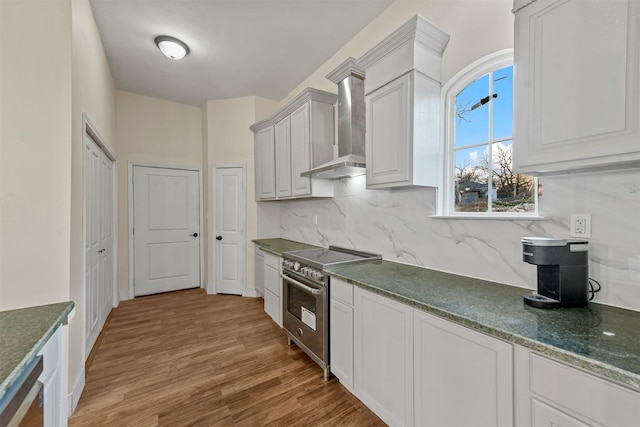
[127,162,204,300]
[210,163,247,295]
[82,113,118,350]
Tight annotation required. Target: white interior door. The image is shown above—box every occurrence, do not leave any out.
[133,166,200,296]
[214,166,245,295]
[84,132,115,358]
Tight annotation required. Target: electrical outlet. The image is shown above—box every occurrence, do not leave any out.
[570,214,591,238]
[313,215,318,225]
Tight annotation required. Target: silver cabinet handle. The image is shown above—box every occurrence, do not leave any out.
[281,274,324,295]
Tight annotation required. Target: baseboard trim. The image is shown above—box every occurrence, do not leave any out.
[243,288,259,298]
[69,368,85,416]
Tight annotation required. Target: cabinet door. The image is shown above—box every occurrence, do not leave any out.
[330,297,354,391]
[366,73,411,188]
[275,116,292,198]
[254,126,275,200]
[290,102,312,197]
[414,310,513,427]
[355,287,413,427]
[530,399,590,427]
[38,326,65,427]
[263,253,281,326]
[513,0,640,174]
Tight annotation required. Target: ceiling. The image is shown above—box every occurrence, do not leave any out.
[89,0,394,107]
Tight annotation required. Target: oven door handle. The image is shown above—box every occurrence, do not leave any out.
[281,274,324,295]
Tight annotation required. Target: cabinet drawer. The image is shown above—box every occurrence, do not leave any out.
[331,278,353,305]
[264,253,280,269]
[530,353,640,425]
[264,289,280,324]
[264,263,280,296]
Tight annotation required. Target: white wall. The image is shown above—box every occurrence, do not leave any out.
[69,0,117,408]
[0,0,73,309]
[203,97,272,295]
[116,91,203,299]
[267,0,640,312]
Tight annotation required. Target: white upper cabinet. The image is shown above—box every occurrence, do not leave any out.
[357,14,450,189]
[290,103,311,197]
[253,126,276,200]
[275,116,292,198]
[513,0,640,175]
[250,88,336,201]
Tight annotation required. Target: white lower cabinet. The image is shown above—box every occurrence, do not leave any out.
[514,345,640,427]
[331,283,640,427]
[329,278,355,392]
[37,324,68,427]
[263,253,282,326]
[413,310,513,427]
[355,287,414,427]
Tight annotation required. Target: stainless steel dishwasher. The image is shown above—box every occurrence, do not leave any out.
[0,355,44,426]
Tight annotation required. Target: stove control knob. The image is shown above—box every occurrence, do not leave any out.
[293,262,300,271]
[314,271,323,280]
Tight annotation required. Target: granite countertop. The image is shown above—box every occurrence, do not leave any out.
[0,301,75,400]
[326,260,640,391]
[253,238,321,257]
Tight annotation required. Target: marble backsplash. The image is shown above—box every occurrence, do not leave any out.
[262,168,640,312]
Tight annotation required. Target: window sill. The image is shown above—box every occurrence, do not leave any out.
[430,214,545,221]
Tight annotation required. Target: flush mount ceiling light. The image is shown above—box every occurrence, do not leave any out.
[154,35,190,60]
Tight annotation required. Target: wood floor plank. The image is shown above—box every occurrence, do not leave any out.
[69,288,385,427]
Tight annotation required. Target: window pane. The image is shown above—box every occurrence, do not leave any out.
[455,74,489,147]
[492,66,513,140]
[454,146,488,212]
[490,141,536,213]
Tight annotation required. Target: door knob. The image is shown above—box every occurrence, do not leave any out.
[216,236,222,241]
[190,232,199,237]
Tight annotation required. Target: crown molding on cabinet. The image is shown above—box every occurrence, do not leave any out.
[250,88,337,133]
[356,14,450,72]
[325,57,366,84]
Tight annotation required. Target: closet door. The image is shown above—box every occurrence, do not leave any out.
[84,133,115,358]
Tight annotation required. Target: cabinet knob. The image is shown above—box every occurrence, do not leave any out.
[190,232,199,237]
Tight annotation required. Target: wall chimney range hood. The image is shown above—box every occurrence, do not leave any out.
[301,58,366,179]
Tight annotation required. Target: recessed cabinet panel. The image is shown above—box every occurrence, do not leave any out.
[254,126,275,200]
[291,103,311,197]
[531,399,590,427]
[366,74,411,187]
[275,116,292,199]
[513,0,640,174]
[330,297,354,391]
[263,253,282,326]
[414,310,513,427]
[355,287,413,427]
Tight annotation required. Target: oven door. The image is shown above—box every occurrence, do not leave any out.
[281,272,327,365]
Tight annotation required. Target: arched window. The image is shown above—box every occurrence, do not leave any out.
[439,49,537,217]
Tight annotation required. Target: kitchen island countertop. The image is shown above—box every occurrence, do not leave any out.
[326,259,640,391]
[0,301,75,400]
[253,238,321,257]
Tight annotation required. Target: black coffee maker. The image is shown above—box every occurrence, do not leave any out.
[521,237,589,308]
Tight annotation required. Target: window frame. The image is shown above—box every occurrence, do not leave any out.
[436,49,540,219]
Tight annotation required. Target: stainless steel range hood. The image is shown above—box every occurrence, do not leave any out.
[301,58,366,179]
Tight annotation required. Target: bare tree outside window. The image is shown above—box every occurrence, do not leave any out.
[453,65,536,214]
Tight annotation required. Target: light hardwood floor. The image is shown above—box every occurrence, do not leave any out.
[69,288,384,426]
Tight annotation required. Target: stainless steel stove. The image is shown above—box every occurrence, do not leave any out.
[281,246,381,380]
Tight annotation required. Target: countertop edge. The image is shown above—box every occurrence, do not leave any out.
[0,301,75,399]
[253,238,322,257]
[328,271,640,392]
